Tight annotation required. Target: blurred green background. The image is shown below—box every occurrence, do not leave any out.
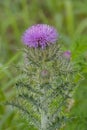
[0,0,87,130]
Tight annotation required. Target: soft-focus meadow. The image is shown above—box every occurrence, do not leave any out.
[0,0,87,130]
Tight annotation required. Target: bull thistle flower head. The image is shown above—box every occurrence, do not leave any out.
[7,24,79,130]
[22,24,58,49]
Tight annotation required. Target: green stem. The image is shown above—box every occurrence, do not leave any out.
[41,110,48,130]
[40,87,48,130]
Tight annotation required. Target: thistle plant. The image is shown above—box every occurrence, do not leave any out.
[7,24,78,130]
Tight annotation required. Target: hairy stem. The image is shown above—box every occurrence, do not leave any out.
[40,87,48,130]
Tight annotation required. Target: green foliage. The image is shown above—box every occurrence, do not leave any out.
[6,45,79,130]
[64,81,87,130]
[0,0,87,130]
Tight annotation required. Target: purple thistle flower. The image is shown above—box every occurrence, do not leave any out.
[63,51,71,59]
[22,24,58,49]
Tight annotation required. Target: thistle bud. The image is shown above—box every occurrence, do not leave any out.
[63,51,71,60]
[40,69,49,78]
